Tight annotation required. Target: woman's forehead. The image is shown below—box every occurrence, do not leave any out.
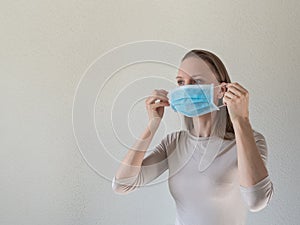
[177,57,217,82]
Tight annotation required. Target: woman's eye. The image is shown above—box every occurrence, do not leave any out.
[177,79,202,85]
[177,80,184,85]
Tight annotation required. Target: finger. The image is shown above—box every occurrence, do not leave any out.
[222,95,229,105]
[227,82,247,94]
[226,86,242,97]
[224,91,236,99]
[155,93,169,102]
[159,89,169,94]
[156,92,169,100]
[146,95,169,104]
[223,94,231,102]
[234,82,248,93]
[151,102,170,110]
[226,82,243,93]
[153,90,169,98]
[154,99,167,104]
[156,91,169,101]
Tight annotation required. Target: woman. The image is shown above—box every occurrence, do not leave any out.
[112,49,274,225]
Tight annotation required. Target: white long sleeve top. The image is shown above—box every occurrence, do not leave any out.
[112,129,274,225]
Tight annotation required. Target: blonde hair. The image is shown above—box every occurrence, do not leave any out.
[181,49,235,140]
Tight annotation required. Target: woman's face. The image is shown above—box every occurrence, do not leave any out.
[176,56,224,106]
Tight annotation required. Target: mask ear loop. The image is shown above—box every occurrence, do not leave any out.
[214,83,227,108]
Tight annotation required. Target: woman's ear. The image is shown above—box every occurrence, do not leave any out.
[217,82,227,99]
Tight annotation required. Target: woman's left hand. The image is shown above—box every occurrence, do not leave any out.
[223,82,250,123]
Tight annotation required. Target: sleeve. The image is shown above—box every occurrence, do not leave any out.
[112,133,171,195]
[239,130,274,212]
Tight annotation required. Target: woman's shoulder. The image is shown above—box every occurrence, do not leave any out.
[163,129,185,141]
[159,130,187,155]
[160,129,187,145]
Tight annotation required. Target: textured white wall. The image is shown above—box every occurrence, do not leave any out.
[1,1,299,225]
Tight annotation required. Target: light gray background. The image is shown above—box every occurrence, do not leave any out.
[1,1,299,225]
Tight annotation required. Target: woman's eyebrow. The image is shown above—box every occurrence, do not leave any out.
[176,74,205,79]
[192,74,205,78]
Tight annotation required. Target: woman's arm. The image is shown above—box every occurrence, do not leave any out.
[233,119,274,212]
[223,82,269,186]
[223,82,274,211]
[112,88,170,194]
[112,118,171,194]
[115,88,170,180]
[114,118,161,180]
[233,118,268,187]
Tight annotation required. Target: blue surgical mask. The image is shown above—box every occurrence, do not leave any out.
[167,83,226,117]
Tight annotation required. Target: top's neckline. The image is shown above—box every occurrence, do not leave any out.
[186,129,213,141]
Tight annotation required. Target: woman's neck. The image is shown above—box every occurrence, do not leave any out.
[191,112,217,137]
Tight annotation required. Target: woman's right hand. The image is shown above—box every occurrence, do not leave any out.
[145,89,170,122]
